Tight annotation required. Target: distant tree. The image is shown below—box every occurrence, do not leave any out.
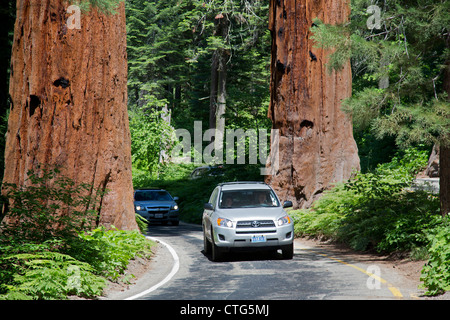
[126,0,271,138]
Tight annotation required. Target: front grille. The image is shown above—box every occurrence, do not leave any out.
[236,220,276,228]
[236,230,277,234]
[146,207,170,214]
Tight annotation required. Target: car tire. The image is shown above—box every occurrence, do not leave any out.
[211,228,223,262]
[203,227,211,254]
[171,220,179,226]
[282,243,294,259]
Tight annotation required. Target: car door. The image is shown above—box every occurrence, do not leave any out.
[203,187,219,240]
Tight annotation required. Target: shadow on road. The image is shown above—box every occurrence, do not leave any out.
[201,248,287,263]
[145,221,202,238]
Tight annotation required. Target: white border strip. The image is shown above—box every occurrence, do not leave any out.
[124,236,180,300]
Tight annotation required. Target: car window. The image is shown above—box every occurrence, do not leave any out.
[218,189,280,208]
[135,191,172,201]
[209,187,219,208]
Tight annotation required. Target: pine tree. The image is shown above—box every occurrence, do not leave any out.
[311,0,450,215]
[126,0,271,166]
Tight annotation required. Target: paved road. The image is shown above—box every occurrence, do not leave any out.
[114,222,422,300]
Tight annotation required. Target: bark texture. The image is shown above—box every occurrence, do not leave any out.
[209,14,229,156]
[440,61,450,217]
[4,0,137,230]
[265,0,360,208]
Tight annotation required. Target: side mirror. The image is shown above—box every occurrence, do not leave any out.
[283,200,293,208]
[204,203,214,210]
[173,196,179,201]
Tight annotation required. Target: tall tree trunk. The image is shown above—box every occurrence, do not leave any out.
[209,14,228,158]
[3,0,137,230]
[441,61,450,217]
[214,50,227,155]
[0,0,15,183]
[441,145,450,217]
[209,52,219,131]
[265,0,360,208]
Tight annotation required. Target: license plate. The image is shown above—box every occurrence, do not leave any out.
[251,235,266,243]
[155,214,163,218]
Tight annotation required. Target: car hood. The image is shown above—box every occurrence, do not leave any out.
[134,200,175,207]
[215,207,287,220]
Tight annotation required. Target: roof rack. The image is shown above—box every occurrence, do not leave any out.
[218,181,267,186]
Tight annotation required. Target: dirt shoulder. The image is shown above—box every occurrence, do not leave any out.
[296,237,424,283]
[295,237,450,300]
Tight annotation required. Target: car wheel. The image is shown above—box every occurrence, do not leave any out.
[211,228,222,262]
[282,243,294,259]
[171,220,179,226]
[203,227,211,254]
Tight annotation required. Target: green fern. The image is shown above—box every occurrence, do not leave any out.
[0,252,106,300]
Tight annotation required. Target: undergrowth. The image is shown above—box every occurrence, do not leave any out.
[290,146,447,295]
[0,166,155,300]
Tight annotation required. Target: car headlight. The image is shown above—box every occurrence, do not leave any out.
[172,204,179,210]
[277,215,291,226]
[217,217,233,228]
[135,205,145,211]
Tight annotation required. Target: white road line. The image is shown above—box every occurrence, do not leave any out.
[124,236,180,300]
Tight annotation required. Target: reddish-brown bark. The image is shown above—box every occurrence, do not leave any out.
[266,0,360,208]
[4,0,137,230]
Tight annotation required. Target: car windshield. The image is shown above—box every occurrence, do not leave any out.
[135,190,172,201]
[219,189,280,208]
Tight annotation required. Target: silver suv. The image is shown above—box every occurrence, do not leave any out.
[202,182,294,261]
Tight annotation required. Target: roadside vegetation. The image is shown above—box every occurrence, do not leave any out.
[289,146,449,296]
[0,167,155,300]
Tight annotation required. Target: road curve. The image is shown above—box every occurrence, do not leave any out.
[109,222,422,300]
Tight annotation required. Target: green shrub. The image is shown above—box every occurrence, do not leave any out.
[0,228,155,299]
[420,223,450,296]
[1,166,105,242]
[70,227,154,281]
[135,213,148,234]
[0,166,156,300]
[291,146,440,253]
[0,251,105,300]
[0,239,106,300]
[291,183,358,239]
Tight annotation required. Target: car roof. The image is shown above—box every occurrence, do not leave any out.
[135,188,167,192]
[219,181,271,191]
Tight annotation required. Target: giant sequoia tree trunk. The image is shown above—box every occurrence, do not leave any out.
[3,0,137,230]
[265,0,360,208]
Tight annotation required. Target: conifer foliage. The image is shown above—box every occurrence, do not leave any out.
[126,0,271,131]
[311,0,450,216]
